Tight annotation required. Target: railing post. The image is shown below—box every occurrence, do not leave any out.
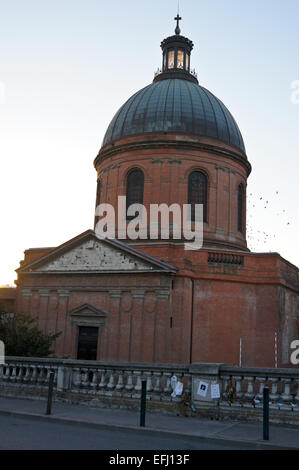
[263,387,270,441]
[140,380,147,427]
[46,371,55,415]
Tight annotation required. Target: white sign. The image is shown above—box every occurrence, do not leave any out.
[211,383,221,399]
[197,381,208,397]
[171,381,183,398]
[170,375,178,391]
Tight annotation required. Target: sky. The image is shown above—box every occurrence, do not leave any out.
[0,0,298,286]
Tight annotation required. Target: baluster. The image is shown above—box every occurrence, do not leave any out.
[32,366,39,384]
[37,366,44,384]
[42,367,48,384]
[282,378,292,402]
[98,369,106,390]
[256,377,266,400]
[16,365,24,383]
[45,367,52,383]
[72,368,81,389]
[90,370,99,390]
[53,368,58,385]
[10,366,17,382]
[125,371,134,391]
[269,378,279,402]
[107,371,115,390]
[145,371,153,392]
[134,371,142,392]
[116,371,124,391]
[4,366,10,381]
[23,366,31,383]
[221,375,230,400]
[245,376,255,400]
[82,369,90,388]
[153,372,162,393]
[163,373,172,393]
[233,376,243,399]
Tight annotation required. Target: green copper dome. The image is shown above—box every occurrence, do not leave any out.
[102,78,245,153]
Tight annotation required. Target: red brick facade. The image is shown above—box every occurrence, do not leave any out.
[94,133,250,252]
[8,42,299,368]
[14,251,299,367]
[13,196,298,369]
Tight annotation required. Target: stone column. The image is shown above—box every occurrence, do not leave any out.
[130,290,145,363]
[141,292,156,363]
[38,289,50,332]
[107,290,122,361]
[46,292,59,335]
[154,290,170,363]
[30,291,40,322]
[21,289,32,316]
[58,290,73,358]
[118,292,132,362]
[55,291,69,357]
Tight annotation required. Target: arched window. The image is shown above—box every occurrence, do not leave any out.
[94,179,102,229]
[188,171,208,222]
[95,179,102,208]
[126,169,144,219]
[168,49,175,69]
[238,184,244,233]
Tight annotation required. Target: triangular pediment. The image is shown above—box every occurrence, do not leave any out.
[18,230,177,274]
[70,303,106,318]
[69,303,107,327]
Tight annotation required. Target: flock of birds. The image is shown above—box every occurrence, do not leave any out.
[246,189,293,252]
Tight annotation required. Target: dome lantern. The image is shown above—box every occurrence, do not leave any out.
[154,15,198,84]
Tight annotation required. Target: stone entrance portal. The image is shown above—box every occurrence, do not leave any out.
[77,326,98,360]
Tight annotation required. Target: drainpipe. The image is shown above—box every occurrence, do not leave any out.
[189,279,194,364]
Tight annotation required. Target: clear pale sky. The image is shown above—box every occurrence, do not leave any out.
[0,0,298,286]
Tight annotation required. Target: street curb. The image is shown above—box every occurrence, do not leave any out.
[0,408,296,450]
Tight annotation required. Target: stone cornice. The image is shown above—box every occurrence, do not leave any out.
[94,139,252,176]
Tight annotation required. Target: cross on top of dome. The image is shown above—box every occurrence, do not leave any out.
[174,14,182,35]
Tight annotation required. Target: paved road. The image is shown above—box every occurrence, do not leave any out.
[0,415,262,450]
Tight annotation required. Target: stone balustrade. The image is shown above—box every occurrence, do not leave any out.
[0,361,58,387]
[0,357,190,406]
[1,358,299,423]
[219,366,299,407]
[69,364,191,402]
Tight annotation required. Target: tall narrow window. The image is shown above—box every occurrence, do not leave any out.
[94,179,102,229]
[126,169,144,219]
[163,53,167,70]
[95,179,101,208]
[177,50,184,69]
[238,184,244,233]
[188,171,207,222]
[168,50,175,69]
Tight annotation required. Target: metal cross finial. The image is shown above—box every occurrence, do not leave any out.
[174,14,182,35]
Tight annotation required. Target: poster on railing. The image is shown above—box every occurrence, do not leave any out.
[171,381,183,398]
[211,383,220,399]
[197,381,208,397]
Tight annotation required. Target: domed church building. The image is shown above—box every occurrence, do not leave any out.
[15,18,298,367]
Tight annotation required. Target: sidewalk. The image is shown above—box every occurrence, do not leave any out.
[0,395,298,450]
